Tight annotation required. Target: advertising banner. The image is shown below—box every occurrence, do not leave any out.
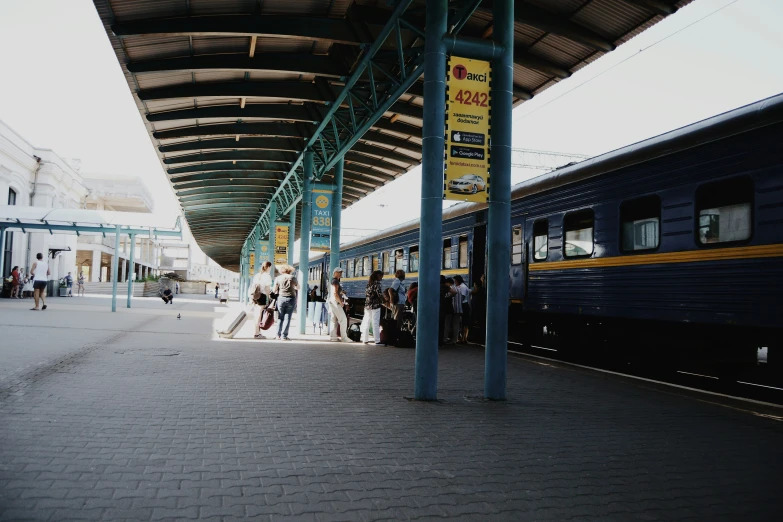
[311,184,333,251]
[257,243,271,266]
[274,223,290,265]
[249,252,255,276]
[444,56,491,202]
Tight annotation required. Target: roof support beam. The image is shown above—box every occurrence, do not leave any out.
[167,161,288,175]
[112,15,369,46]
[138,81,324,103]
[168,172,285,184]
[160,137,299,153]
[153,122,312,140]
[147,104,320,123]
[621,0,677,16]
[127,54,347,78]
[163,150,297,165]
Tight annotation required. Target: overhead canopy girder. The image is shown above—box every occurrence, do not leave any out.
[153,122,311,140]
[112,14,371,46]
[127,54,347,78]
[167,161,289,175]
[163,150,297,165]
[147,104,320,124]
[168,171,286,184]
[176,185,279,197]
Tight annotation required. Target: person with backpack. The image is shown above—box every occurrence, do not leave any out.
[360,270,384,345]
[248,261,273,339]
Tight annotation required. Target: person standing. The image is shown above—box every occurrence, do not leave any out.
[249,261,273,339]
[77,271,85,296]
[438,275,450,346]
[442,278,460,344]
[454,275,470,343]
[175,281,180,294]
[328,267,351,342]
[360,270,384,345]
[10,266,20,299]
[390,270,407,338]
[215,283,220,298]
[272,264,298,340]
[29,253,50,311]
[65,272,74,297]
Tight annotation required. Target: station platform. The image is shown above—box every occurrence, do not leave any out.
[0,294,781,521]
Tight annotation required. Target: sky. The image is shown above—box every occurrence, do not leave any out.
[1,0,782,259]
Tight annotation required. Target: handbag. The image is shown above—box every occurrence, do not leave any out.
[259,299,276,331]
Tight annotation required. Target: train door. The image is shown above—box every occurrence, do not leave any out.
[509,220,524,300]
[471,225,486,286]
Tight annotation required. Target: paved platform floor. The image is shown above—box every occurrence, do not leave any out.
[1,294,781,521]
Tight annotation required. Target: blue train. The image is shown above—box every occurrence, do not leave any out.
[300,94,783,374]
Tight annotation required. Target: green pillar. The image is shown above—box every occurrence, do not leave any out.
[126,233,135,308]
[288,206,296,265]
[484,0,513,400]
[327,157,344,280]
[414,0,447,401]
[298,150,314,334]
[111,226,121,312]
[268,201,277,271]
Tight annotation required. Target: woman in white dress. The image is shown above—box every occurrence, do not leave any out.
[247,262,274,339]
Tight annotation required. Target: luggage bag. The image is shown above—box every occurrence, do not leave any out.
[216,308,248,339]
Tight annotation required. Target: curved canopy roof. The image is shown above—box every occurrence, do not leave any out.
[93,0,690,270]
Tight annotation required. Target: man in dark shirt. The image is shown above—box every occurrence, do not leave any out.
[161,287,173,304]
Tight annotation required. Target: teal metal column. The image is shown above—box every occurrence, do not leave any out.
[111,225,121,312]
[414,0,447,401]
[328,157,344,279]
[288,206,296,265]
[239,250,246,304]
[485,0,513,400]
[254,224,262,274]
[298,150,314,334]
[126,233,136,308]
[268,202,277,271]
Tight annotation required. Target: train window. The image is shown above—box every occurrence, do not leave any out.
[697,177,753,245]
[383,252,391,274]
[564,209,594,258]
[512,226,523,265]
[532,221,547,261]
[372,255,378,272]
[458,236,469,268]
[352,258,360,277]
[347,258,354,278]
[363,256,371,276]
[409,246,420,272]
[443,239,452,269]
[394,249,404,272]
[621,195,660,252]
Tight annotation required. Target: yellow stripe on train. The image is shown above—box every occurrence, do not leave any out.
[528,243,783,271]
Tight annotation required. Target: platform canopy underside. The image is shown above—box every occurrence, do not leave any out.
[93,0,690,271]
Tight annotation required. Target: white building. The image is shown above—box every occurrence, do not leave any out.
[0,120,164,286]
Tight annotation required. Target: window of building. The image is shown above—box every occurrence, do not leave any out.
[532,220,547,261]
[512,226,523,265]
[408,246,419,272]
[362,256,371,276]
[697,177,753,245]
[393,249,404,272]
[443,239,452,269]
[564,209,594,258]
[621,195,660,252]
[458,235,469,268]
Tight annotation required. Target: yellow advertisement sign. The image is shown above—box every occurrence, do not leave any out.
[445,56,491,202]
[249,253,255,276]
[274,223,289,265]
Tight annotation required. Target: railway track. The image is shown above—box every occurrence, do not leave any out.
[507,341,783,407]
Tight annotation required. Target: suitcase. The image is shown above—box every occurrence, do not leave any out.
[397,329,415,348]
[379,316,397,346]
[216,308,248,339]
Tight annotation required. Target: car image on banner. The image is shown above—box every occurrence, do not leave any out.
[448,174,487,194]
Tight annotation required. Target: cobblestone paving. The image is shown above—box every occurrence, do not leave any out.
[1,298,782,521]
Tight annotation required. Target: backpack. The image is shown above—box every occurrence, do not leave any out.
[252,284,262,302]
[385,286,398,305]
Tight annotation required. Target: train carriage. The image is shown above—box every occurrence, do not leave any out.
[299,94,783,373]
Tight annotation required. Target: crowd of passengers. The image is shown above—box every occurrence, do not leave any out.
[246,262,486,347]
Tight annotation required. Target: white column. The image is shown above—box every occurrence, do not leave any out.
[91,250,101,282]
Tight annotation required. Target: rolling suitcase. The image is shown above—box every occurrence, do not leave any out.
[216,307,248,339]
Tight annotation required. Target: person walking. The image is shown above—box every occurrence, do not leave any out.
[29,253,50,311]
[65,272,74,297]
[390,270,407,338]
[327,267,351,342]
[10,266,20,299]
[77,271,85,296]
[360,270,384,345]
[272,264,298,340]
[249,261,273,339]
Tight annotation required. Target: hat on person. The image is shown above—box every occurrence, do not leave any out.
[333,267,343,276]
